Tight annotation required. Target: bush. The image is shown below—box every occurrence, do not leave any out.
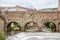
[0,33,6,40]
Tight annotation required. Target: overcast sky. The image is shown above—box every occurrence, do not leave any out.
[0,0,58,9]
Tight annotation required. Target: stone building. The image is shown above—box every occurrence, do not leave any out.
[0,0,60,34]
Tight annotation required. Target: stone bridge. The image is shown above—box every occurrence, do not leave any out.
[0,11,60,33]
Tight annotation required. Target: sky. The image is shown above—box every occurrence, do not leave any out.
[0,0,58,9]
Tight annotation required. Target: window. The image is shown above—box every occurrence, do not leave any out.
[19,16,20,18]
[40,16,41,18]
[22,21,23,23]
[22,16,23,18]
[19,16,23,18]
[43,16,44,18]
[48,16,50,18]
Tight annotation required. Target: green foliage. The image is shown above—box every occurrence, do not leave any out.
[49,23,55,32]
[44,22,55,32]
[14,22,20,27]
[0,33,6,40]
[25,23,30,30]
[26,25,29,29]
[11,22,20,31]
[44,22,51,28]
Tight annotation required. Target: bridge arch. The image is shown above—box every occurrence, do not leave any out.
[24,21,39,32]
[7,22,21,35]
[44,21,56,32]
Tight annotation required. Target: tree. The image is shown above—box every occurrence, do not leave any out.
[44,22,55,32]
[44,21,51,28]
[49,23,55,32]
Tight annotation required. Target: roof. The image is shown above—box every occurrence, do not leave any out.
[38,8,58,12]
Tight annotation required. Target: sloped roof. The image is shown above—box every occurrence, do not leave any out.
[38,8,58,12]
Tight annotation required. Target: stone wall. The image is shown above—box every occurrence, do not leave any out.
[2,11,59,32]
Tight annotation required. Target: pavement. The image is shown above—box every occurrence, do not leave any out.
[6,32,60,40]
